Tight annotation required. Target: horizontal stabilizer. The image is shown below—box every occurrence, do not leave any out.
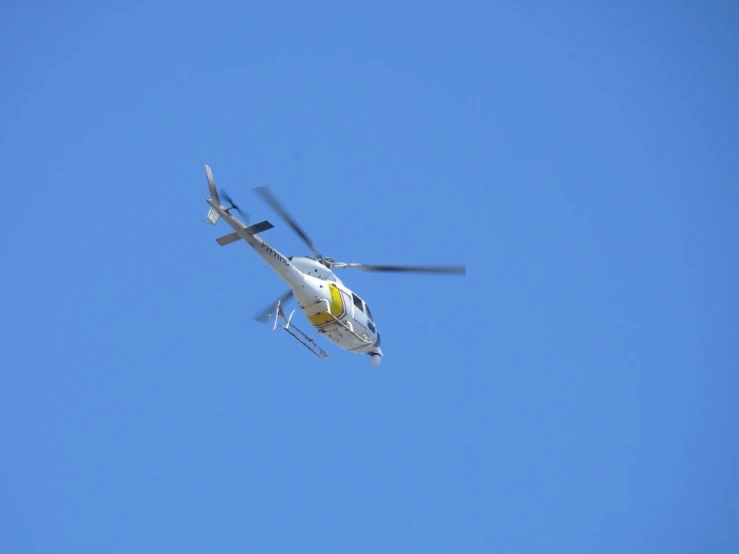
[246,220,274,235]
[216,232,241,246]
[215,220,274,246]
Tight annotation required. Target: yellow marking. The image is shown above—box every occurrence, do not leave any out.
[308,284,345,327]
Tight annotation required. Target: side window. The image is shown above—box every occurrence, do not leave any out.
[365,303,376,333]
[352,293,364,312]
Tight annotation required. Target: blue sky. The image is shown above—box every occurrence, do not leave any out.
[1,1,738,552]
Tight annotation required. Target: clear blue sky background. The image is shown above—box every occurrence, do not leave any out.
[2,2,737,552]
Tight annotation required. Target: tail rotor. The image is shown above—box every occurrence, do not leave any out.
[203,164,250,224]
[220,189,249,223]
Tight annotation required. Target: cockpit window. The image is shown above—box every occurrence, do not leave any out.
[352,293,364,312]
[365,304,373,322]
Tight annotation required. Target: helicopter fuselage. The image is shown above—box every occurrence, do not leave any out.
[289,256,381,356]
[205,197,383,364]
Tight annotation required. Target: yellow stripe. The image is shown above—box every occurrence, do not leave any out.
[308,284,345,327]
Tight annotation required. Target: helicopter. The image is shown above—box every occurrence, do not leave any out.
[202,165,466,366]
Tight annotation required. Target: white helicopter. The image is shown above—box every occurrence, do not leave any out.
[202,165,466,366]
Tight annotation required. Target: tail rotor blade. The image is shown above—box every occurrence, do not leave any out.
[220,188,236,207]
[220,188,249,223]
[235,206,249,223]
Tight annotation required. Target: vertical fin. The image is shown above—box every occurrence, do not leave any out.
[204,164,222,224]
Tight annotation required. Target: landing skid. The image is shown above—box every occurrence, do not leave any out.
[271,301,329,359]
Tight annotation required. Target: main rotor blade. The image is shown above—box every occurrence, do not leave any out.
[253,186,321,257]
[253,289,294,323]
[333,263,466,275]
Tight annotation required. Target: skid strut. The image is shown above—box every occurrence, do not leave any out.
[271,301,329,359]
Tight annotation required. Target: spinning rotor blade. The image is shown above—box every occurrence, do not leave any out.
[220,189,249,222]
[220,189,236,206]
[333,263,466,275]
[253,289,294,323]
[253,186,321,257]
